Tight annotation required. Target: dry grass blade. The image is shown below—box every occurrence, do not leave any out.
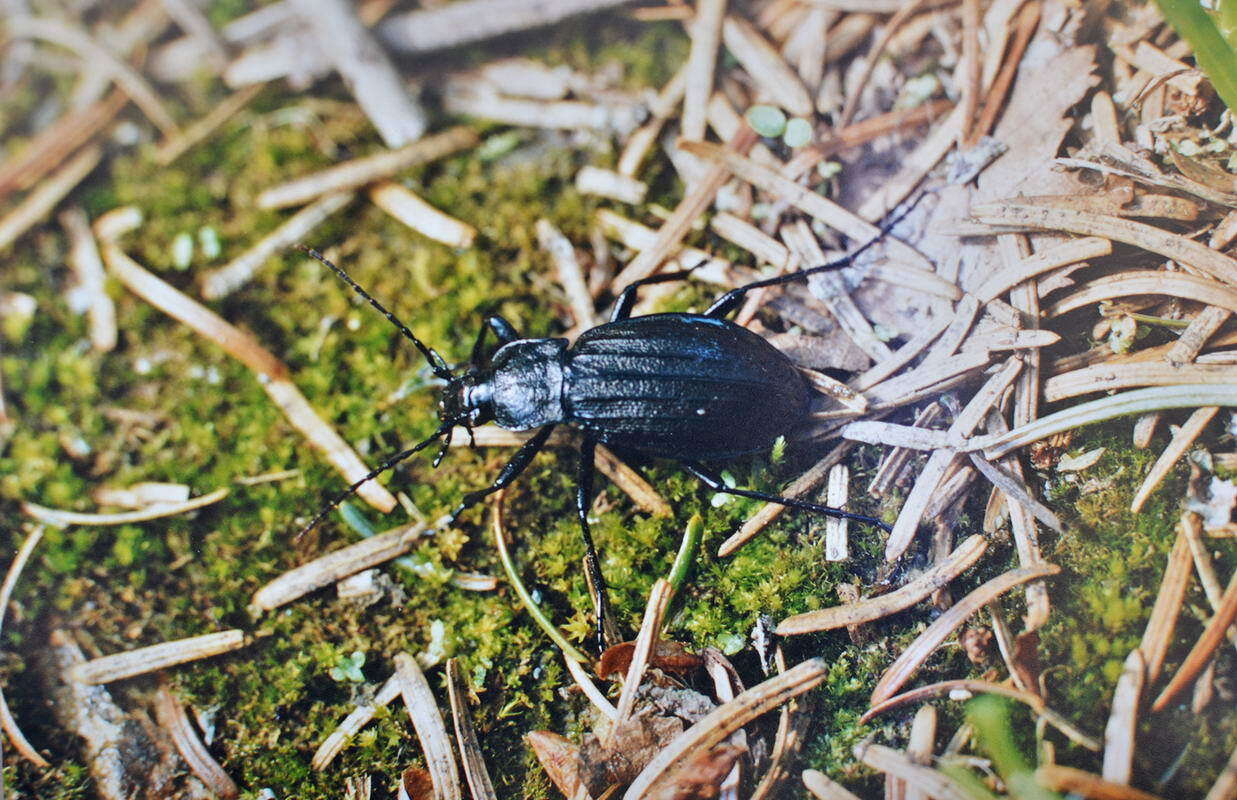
[0,526,50,767]
[803,769,861,800]
[97,233,397,512]
[370,182,477,249]
[613,578,673,726]
[972,236,1112,303]
[777,536,988,635]
[1036,764,1165,800]
[1151,571,1237,712]
[66,630,246,685]
[7,16,179,138]
[680,140,938,275]
[1139,524,1193,683]
[1044,363,1236,403]
[312,671,403,770]
[721,16,813,117]
[871,564,1061,704]
[903,703,937,800]
[1102,649,1144,787]
[0,88,125,200]
[853,742,969,800]
[22,488,229,527]
[859,678,1099,749]
[563,653,617,721]
[682,0,725,141]
[155,84,265,166]
[974,385,1237,460]
[256,126,479,209]
[0,144,101,252]
[575,166,647,205]
[201,191,356,299]
[841,420,953,451]
[623,658,828,799]
[154,682,239,798]
[445,658,497,800]
[1130,406,1220,512]
[610,127,757,289]
[1047,272,1237,318]
[394,653,462,800]
[251,521,426,610]
[971,203,1237,285]
[967,454,1063,534]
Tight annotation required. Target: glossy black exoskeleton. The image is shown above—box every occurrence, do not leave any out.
[299,201,914,651]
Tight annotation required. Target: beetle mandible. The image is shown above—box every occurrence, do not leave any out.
[298,198,920,651]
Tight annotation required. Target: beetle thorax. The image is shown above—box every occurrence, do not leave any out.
[488,338,568,431]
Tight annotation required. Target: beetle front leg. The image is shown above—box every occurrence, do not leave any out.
[443,425,552,526]
[577,437,616,653]
[681,461,892,533]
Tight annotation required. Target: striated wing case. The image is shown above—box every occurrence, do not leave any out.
[563,314,810,460]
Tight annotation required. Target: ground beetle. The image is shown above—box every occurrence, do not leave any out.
[298,199,919,651]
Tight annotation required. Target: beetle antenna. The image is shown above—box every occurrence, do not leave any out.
[297,245,454,380]
[294,422,452,540]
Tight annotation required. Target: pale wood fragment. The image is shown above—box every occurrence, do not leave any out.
[377,0,632,54]
[683,0,727,142]
[66,630,246,684]
[370,182,477,248]
[201,191,355,299]
[824,464,849,561]
[288,0,426,147]
[252,522,426,610]
[803,769,861,800]
[154,84,265,166]
[538,218,598,330]
[618,63,687,176]
[394,653,462,800]
[1102,649,1144,787]
[256,127,478,209]
[1167,306,1231,365]
[445,659,498,800]
[904,704,938,800]
[778,536,988,635]
[91,482,190,509]
[710,212,791,267]
[60,206,117,352]
[574,166,647,205]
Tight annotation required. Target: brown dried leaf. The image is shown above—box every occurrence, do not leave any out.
[580,714,684,792]
[1011,630,1043,696]
[597,640,703,680]
[960,628,993,664]
[647,744,745,800]
[526,730,586,799]
[398,767,435,800]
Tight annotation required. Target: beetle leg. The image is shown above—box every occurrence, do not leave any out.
[576,437,615,653]
[610,268,700,322]
[681,461,893,533]
[445,425,552,524]
[704,191,930,319]
[469,314,522,367]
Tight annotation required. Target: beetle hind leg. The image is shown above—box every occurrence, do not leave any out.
[681,461,892,533]
[577,437,617,652]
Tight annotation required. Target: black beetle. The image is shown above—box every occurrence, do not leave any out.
[298,201,916,650]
